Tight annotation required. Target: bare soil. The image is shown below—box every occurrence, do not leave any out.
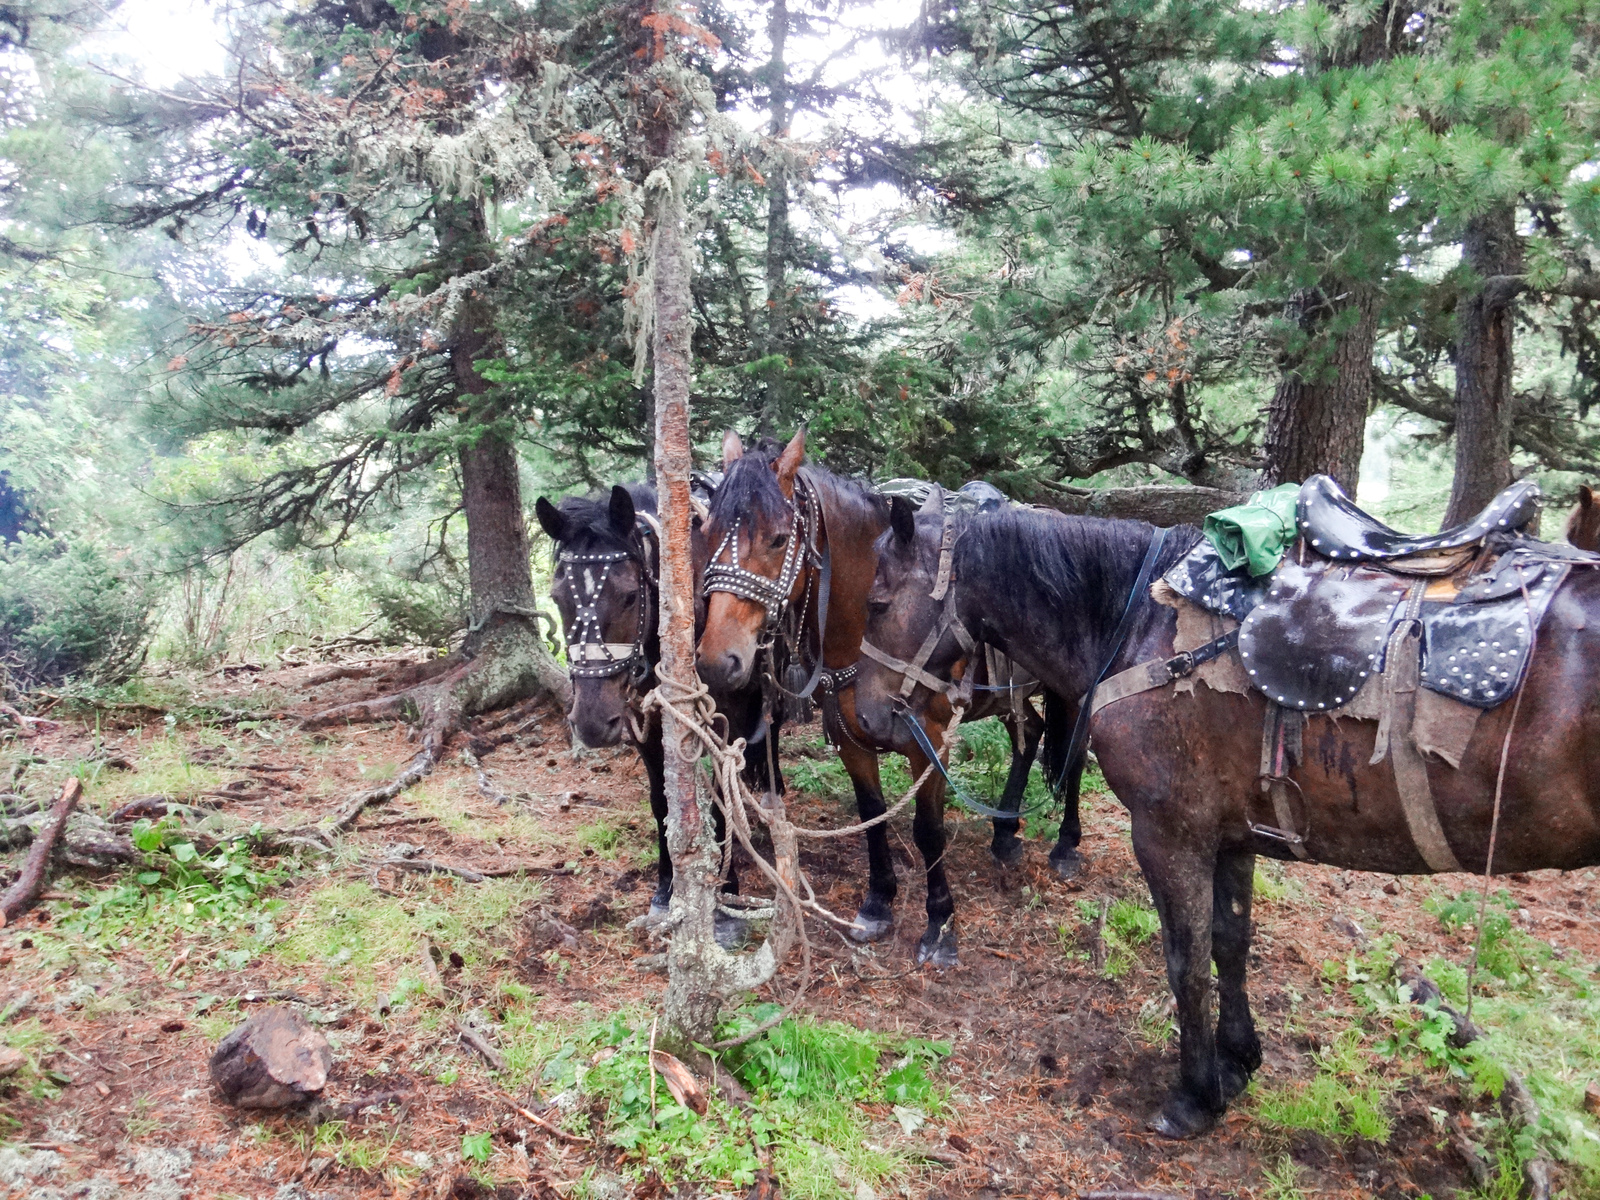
[2,657,1597,1199]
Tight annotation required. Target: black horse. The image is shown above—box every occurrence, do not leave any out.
[535,483,777,919]
[854,494,1600,1136]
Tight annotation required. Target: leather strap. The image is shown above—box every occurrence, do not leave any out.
[1373,581,1463,872]
[858,638,959,700]
[1090,629,1239,715]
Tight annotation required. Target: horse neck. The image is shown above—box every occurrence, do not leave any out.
[958,514,1170,701]
[803,470,888,665]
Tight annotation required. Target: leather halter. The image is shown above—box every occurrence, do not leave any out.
[560,515,659,686]
[703,471,832,700]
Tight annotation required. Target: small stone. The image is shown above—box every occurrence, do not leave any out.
[1584,1082,1600,1116]
[209,1007,332,1109]
[0,1046,24,1077]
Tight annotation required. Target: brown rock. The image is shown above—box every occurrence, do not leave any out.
[1585,1081,1600,1116]
[209,1007,332,1108]
[0,1045,24,1077]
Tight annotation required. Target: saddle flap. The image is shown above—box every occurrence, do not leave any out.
[1423,549,1572,707]
[1237,560,1409,711]
[1163,539,1273,621]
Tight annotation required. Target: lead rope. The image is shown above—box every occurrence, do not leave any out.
[1465,562,1537,1025]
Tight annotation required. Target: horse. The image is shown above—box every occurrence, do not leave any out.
[1565,484,1599,550]
[534,483,777,923]
[852,491,1600,1137]
[694,429,1087,965]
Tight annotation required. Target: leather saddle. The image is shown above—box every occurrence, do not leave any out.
[1168,475,1592,713]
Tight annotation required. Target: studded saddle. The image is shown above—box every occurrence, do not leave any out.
[1141,474,1600,869]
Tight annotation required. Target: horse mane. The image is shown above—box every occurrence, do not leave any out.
[706,443,889,532]
[955,507,1203,640]
[552,481,657,558]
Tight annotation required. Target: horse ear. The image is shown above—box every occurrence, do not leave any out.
[773,428,805,497]
[535,497,567,543]
[722,429,744,469]
[1582,485,1595,509]
[890,495,917,546]
[609,485,636,535]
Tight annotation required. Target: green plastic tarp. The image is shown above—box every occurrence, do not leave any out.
[1202,483,1302,577]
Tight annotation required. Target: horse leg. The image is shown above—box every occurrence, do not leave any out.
[1133,818,1225,1138]
[637,731,672,917]
[907,739,958,966]
[1042,693,1087,878]
[990,706,1041,868]
[1212,849,1261,1100]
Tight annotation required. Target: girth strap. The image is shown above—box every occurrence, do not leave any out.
[1372,581,1463,873]
[1091,629,1238,715]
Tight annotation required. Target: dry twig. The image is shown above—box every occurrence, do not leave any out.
[0,778,81,926]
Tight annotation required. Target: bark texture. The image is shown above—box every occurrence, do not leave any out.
[757,0,791,433]
[1261,285,1379,494]
[1445,206,1523,527]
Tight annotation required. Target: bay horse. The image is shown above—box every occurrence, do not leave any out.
[1565,484,1600,550]
[694,430,1086,965]
[535,483,775,920]
[853,494,1600,1136]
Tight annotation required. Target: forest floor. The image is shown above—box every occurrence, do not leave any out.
[1,654,1599,1200]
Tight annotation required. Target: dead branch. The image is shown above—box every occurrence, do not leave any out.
[509,1102,593,1144]
[456,1023,506,1071]
[302,665,380,687]
[378,858,572,882]
[0,779,82,926]
[0,702,58,737]
[1090,898,1109,973]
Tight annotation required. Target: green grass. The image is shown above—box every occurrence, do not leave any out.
[270,876,543,1001]
[1252,1028,1394,1143]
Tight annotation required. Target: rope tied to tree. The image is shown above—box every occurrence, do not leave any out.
[637,670,957,1047]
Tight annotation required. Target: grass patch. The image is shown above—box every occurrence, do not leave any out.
[270,876,542,1002]
[1252,1029,1394,1143]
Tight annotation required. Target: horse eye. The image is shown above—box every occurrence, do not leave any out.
[768,533,787,549]
[867,599,889,618]
[621,591,639,608]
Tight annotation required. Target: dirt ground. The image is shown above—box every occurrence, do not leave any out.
[1,656,1597,1200]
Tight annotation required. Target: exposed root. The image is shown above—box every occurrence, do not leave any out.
[0,779,81,925]
[321,749,437,835]
[0,702,57,737]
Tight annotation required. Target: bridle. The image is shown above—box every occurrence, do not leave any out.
[559,514,660,689]
[703,471,832,703]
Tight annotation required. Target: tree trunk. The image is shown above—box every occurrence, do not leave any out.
[1444,206,1522,526]
[1261,285,1379,494]
[757,0,790,434]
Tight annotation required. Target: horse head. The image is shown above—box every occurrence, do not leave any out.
[854,488,971,751]
[697,428,809,692]
[1566,484,1600,552]
[536,483,659,748]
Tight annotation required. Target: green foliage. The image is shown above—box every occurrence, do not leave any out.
[459,1130,493,1165]
[1253,1029,1394,1143]
[0,533,150,686]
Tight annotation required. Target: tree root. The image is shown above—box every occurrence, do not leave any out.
[319,749,437,835]
[0,779,81,925]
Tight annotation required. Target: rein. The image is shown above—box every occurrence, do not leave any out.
[1055,525,1170,788]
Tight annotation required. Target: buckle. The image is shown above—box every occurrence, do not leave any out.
[1166,650,1196,677]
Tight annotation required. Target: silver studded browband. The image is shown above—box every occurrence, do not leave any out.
[702,477,813,629]
[560,531,656,681]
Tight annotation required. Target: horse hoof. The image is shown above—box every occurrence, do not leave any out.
[1049,847,1085,879]
[1219,1058,1254,1103]
[714,911,748,951]
[991,839,1025,869]
[849,913,893,943]
[916,926,958,968]
[1148,1093,1218,1140]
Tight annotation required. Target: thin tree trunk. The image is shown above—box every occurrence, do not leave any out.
[757,0,790,434]
[1445,206,1522,526]
[1261,285,1379,494]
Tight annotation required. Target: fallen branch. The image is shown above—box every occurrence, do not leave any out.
[378,858,574,882]
[302,665,380,687]
[457,1023,506,1071]
[0,778,82,926]
[510,1102,593,1144]
[0,702,58,737]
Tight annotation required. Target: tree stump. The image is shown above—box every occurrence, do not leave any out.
[209,1008,332,1108]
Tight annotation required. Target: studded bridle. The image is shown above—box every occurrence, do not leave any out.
[559,516,660,687]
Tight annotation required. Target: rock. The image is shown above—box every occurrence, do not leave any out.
[0,1045,24,1077]
[1585,1081,1600,1116]
[209,1007,332,1108]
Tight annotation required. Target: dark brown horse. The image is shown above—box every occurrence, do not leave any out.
[854,495,1600,1136]
[535,483,773,922]
[695,430,1086,965]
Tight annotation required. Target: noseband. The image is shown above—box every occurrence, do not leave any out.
[560,516,660,687]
